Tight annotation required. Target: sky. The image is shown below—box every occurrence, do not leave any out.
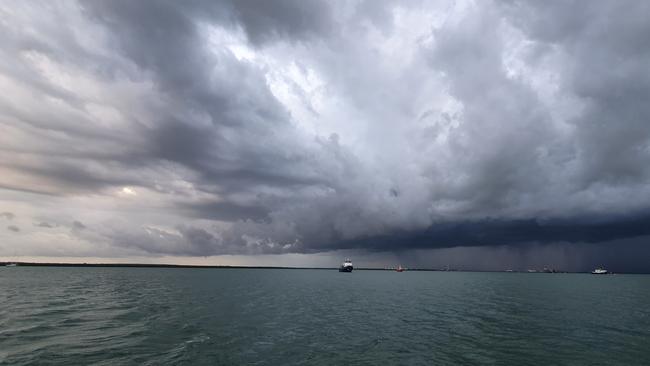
[1,0,650,272]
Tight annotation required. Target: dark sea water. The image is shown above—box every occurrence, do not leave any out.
[1,268,649,365]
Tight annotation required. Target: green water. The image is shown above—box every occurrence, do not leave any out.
[1,268,649,365]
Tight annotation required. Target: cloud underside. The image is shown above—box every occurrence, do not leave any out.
[1,0,650,257]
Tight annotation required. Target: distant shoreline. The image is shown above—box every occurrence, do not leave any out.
[0,262,334,270]
[0,262,435,270]
[2,262,646,274]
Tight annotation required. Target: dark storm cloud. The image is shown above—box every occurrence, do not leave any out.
[80,0,329,197]
[1,1,328,197]
[147,121,322,195]
[340,211,650,252]
[181,201,270,222]
[229,0,334,45]
[425,4,554,211]
[7,225,20,232]
[499,1,650,187]
[2,0,650,261]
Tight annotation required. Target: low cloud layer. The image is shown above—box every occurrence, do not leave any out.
[1,1,650,268]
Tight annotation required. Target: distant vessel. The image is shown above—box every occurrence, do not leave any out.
[5,263,17,267]
[339,259,353,272]
[396,265,405,272]
[591,267,608,274]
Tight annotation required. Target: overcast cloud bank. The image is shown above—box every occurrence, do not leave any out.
[1,1,649,269]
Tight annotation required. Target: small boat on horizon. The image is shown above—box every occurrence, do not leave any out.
[591,267,608,274]
[5,263,17,267]
[395,265,405,272]
[339,259,353,272]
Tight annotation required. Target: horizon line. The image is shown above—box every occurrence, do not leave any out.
[2,261,647,274]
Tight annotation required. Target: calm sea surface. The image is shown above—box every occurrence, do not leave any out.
[1,268,649,365]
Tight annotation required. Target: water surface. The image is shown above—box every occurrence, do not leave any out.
[1,268,649,365]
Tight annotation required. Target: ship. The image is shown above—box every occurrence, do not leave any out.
[396,265,405,272]
[339,258,353,272]
[591,267,608,274]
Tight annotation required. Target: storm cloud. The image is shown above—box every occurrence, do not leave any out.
[1,1,650,268]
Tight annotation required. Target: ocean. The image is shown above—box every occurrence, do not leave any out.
[1,267,649,365]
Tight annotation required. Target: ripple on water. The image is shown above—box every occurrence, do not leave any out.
[1,269,650,365]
